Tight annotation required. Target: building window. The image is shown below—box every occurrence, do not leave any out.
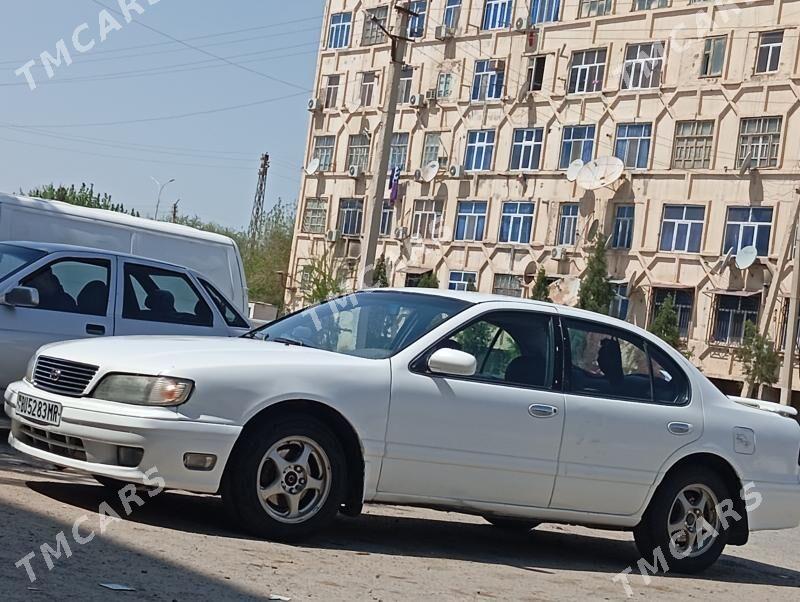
[328,12,352,49]
[422,132,445,167]
[398,65,413,104]
[579,0,612,17]
[712,294,760,345]
[621,42,664,90]
[701,36,726,77]
[723,207,773,256]
[659,205,705,253]
[499,201,535,244]
[412,199,444,239]
[609,284,629,320]
[455,201,487,241]
[302,198,327,234]
[780,302,800,350]
[527,56,546,92]
[510,128,544,171]
[338,198,364,236]
[737,116,781,169]
[482,0,513,30]
[437,72,453,98]
[633,0,669,10]
[379,200,394,236]
[444,0,462,28]
[388,133,409,171]
[653,289,694,339]
[615,123,652,169]
[449,271,477,291]
[756,31,783,73]
[557,203,579,246]
[611,205,635,249]
[346,134,370,170]
[493,274,523,298]
[568,49,606,94]
[360,71,377,106]
[531,0,561,24]
[559,125,595,169]
[323,74,340,108]
[362,6,389,46]
[408,0,427,38]
[465,129,496,171]
[471,59,505,101]
[312,135,335,172]
[673,120,714,169]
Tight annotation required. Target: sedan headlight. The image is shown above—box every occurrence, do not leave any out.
[93,374,194,406]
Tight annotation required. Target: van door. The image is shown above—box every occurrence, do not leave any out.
[114,259,230,336]
[0,253,115,388]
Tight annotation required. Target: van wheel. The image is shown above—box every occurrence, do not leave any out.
[223,416,346,541]
[633,468,730,574]
[484,516,540,532]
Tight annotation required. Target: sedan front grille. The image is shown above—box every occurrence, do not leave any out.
[33,356,99,397]
[16,423,87,461]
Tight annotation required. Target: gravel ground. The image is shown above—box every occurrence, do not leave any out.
[1,439,798,601]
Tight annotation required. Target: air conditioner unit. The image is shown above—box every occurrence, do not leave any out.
[325,229,340,243]
[425,88,438,102]
[449,164,465,178]
[409,94,426,108]
[414,169,424,182]
[514,17,532,32]
[551,246,567,261]
[394,226,409,240]
[434,25,456,41]
[307,97,323,111]
[348,165,363,179]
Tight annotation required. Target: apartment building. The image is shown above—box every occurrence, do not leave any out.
[287,0,800,402]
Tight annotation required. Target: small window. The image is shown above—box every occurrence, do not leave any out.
[328,12,352,50]
[527,56,546,92]
[21,258,110,317]
[200,279,249,328]
[756,31,783,74]
[701,36,726,77]
[122,263,213,327]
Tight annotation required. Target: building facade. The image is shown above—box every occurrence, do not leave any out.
[287,0,800,402]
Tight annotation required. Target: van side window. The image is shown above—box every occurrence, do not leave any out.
[563,318,689,405]
[122,263,213,327]
[21,258,110,317]
[200,279,249,328]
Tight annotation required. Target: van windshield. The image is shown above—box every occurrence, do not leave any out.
[0,244,47,284]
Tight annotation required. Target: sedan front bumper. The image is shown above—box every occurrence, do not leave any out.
[4,380,241,494]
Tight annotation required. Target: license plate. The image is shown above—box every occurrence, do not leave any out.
[16,393,62,427]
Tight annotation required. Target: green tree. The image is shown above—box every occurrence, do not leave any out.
[416,272,439,289]
[578,233,613,315]
[372,254,390,287]
[737,321,780,395]
[529,268,551,302]
[27,183,140,217]
[300,251,344,305]
[649,295,682,349]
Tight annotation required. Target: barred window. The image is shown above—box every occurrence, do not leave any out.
[579,0,611,18]
[652,289,694,339]
[737,117,781,169]
[493,274,523,298]
[712,294,760,346]
[362,6,389,46]
[673,120,714,169]
[312,135,335,172]
[389,133,409,171]
[302,198,327,234]
[422,132,445,167]
[347,134,370,170]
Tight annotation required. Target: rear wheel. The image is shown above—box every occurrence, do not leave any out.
[483,516,540,532]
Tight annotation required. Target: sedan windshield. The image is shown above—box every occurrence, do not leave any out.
[249,291,470,359]
[0,243,46,284]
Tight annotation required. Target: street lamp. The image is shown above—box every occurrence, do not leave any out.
[150,176,176,220]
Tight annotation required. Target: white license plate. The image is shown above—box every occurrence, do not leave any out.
[16,393,62,427]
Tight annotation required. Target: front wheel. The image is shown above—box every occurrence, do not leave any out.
[223,417,347,541]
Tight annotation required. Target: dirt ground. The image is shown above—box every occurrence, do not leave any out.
[1,439,798,601]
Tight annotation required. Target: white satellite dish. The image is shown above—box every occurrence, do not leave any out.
[421,161,439,183]
[627,271,638,298]
[305,157,320,175]
[576,156,625,191]
[738,151,753,177]
[587,219,599,242]
[566,159,585,182]
[735,245,758,270]
[523,260,538,285]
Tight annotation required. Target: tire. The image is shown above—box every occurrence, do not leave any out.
[633,468,731,574]
[484,516,540,532]
[222,416,347,541]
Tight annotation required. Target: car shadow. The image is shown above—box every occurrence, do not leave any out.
[27,479,800,588]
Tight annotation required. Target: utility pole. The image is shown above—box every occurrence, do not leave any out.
[170,199,180,223]
[779,201,800,405]
[249,153,270,244]
[357,2,413,288]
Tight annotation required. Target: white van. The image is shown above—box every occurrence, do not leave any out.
[0,192,248,314]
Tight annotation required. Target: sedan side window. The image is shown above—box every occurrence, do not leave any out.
[122,263,213,327]
[20,258,110,316]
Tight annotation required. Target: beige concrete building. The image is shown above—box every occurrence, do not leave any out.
[286,0,800,402]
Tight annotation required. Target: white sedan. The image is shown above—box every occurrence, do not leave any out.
[5,289,800,573]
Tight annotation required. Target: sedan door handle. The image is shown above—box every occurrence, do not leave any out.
[668,422,693,436]
[86,324,106,336]
[528,404,559,418]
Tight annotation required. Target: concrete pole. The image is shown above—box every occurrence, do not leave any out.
[358,3,411,288]
[779,215,800,405]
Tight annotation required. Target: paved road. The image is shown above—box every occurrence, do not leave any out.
[1,440,798,601]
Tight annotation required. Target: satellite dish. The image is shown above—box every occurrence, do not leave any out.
[576,156,625,190]
[305,157,320,175]
[566,159,585,182]
[421,161,439,183]
[626,271,638,298]
[735,245,758,270]
[587,219,599,242]
[712,247,734,274]
[523,260,538,285]
[738,151,753,177]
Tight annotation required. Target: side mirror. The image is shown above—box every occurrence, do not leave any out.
[427,348,477,377]
[1,286,39,308]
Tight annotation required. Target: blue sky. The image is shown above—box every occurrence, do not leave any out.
[0,0,323,228]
